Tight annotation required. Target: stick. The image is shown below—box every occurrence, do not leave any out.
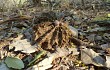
[0,15,33,25]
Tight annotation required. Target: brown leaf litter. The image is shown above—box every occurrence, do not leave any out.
[33,20,76,51]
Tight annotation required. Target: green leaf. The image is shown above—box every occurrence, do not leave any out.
[28,51,46,66]
[5,57,24,69]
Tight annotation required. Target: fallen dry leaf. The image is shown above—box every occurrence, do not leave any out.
[9,35,37,54]
[105,56,110,68]
[33,20,78,51]
[27,47,79,70]
[81,46,105,66]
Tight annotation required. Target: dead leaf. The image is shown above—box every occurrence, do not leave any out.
[33,21,78,51]
[68,48,79,55]
[105,56,110,68]
[68,25,78,37]
[81,46,105,66]
[27,47,79,70]
[23,28,34,43]
[9,35,37,54]
[27,52,54,70]
[27,56,53,70]
[101,44,109,49]
[96,35,102,41]
[100,44,110,54]
[87,34,96,42]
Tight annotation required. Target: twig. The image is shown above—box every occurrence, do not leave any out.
[0,15,33,25]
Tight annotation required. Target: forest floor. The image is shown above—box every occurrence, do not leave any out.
[0,3,110,70]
